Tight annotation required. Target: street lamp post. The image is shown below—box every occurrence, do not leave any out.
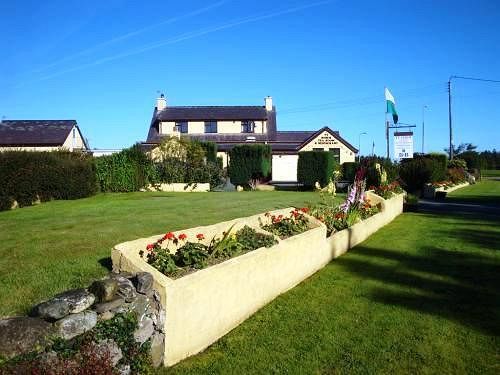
[358,132,367,162]
[422,105,428,154]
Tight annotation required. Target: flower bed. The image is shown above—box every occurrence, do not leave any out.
[112,208,325,366]
[423,181,470,199]
[112,189,404,367]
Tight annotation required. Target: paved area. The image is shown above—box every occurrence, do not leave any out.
[419,198,500,218]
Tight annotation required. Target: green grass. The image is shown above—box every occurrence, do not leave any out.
[0,191,328,317]
[482,169,500,177]
[161,181,500,374]
[446,179,500,206]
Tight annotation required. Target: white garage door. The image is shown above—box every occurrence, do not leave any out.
[272,154,298,182]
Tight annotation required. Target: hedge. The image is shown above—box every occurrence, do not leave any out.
[228,144,271,186]
[94,144,157,192]
[198,141,218,163]
[297,151,336,188]
[342,162,359,182]
[0,151,97,211]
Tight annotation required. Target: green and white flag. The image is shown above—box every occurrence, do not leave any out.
[385,87,398,124]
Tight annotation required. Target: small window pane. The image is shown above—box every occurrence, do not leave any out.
[313,148,324,151]
[241,120,255,133]
[205,121,217,133]
[175,121,188,133]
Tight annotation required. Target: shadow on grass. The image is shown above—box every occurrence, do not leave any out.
[446,195,500,207]
[98,257,113,271]
[335,243,500,336]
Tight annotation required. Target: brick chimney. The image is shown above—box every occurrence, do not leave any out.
[265,96,273,111]
[156,93,167,111]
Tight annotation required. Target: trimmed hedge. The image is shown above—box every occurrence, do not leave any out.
[94,144,157,192]
[297,151,336,188]
[0,151,97,210]
[427,153,448,182]
[342,162,359,182]
[228,144,271,186]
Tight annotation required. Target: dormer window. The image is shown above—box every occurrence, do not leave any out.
[175,121,188,133]
[204,120,217,133]
[241,120,255,133]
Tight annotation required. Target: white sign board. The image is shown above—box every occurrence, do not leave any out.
[394,132,413,159]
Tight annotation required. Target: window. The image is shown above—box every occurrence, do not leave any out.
[241,120,255,133]
[204,120,217,133]
[175,121,188,133]
[313,148,324,151]
[329,148,340,163]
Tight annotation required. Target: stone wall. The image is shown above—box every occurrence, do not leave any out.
[0,271,165,373]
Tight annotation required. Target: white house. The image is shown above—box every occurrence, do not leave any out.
[142,95,357,182]
[0,120,89,152]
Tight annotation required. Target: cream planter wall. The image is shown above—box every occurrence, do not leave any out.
[112,194,404,367]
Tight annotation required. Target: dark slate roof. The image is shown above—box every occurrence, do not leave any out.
[299,127,358,153]
[0,120,77,146]
[156,106,269,121]
[147,106,277,143]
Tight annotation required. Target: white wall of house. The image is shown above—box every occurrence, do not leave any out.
[299,130,356,164]
[159,120,266,135]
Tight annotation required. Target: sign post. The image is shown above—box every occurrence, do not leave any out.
[394,131,414,159]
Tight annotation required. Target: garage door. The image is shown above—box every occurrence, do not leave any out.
[272,154,298,182]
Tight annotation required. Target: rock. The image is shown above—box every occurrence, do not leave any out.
[94,297,125,313]
[55,311,97,340]
[99,311,115,321]
[149,332,165,367]
[32,299,70,321]
[116,364,131,375]
[157,309,166,331]
[133,317,154,344]
[0,317,54,358]
[109,271,135,280]
[31,289,95,320]
[112,275,137,302]
[131,295,153,322]
[135,272,153,295]
[96,339,122,366]
[89,279,118,303]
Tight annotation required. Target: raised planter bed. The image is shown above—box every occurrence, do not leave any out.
[112,193,404,367]
[423,182,469,199]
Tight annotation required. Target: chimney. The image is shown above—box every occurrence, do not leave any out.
[156,93,167,111]
[265,96,273,111]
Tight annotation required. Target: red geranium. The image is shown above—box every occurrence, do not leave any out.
[178,233,187,241]
[196,233,205,240]
[163,232,175,240]
[300,207,309,213]
[146,243,155,250]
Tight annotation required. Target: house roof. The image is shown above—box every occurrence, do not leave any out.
[156,106,269,121]
[0,120,85,147]
[297,127,358,153]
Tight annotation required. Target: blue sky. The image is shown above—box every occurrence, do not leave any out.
[1,0,499,154]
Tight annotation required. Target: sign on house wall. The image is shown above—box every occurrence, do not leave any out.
[394,131,413,159]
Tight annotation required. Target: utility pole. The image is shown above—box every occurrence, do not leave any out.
[422,105,428,154]
[385,121,389,159]
[448,78,454,159]
[358,132,367,162]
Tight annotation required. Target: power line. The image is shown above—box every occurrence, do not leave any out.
[451,75,500,84]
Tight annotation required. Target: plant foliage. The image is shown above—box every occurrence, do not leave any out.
[297,151,336,188]
[228,144,271,186]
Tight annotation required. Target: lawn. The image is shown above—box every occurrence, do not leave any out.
[446,179,500,206]
[162,181,500,374]
[482,169,500,178]
[0,191,328,317]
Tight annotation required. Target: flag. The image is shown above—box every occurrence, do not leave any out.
[385,87,398,124]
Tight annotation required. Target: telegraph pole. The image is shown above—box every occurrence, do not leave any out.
[448,78,454,159]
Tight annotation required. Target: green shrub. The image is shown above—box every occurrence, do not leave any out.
[297,151,336,188]
[198,141,218,163]
[228,144,271,186]
[94,144,157,192]
[399,157,434,193]
[342,162,359,182]
[0,151,96,211]
[427,153,448,182]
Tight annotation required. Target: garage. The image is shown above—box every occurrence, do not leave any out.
[271,154,298,182]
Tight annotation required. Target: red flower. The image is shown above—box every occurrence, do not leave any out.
[178,233,187,241]
[196,233,205,240]
[163,232,175,240]
[146,243,155,250]
[300,207,309,213]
